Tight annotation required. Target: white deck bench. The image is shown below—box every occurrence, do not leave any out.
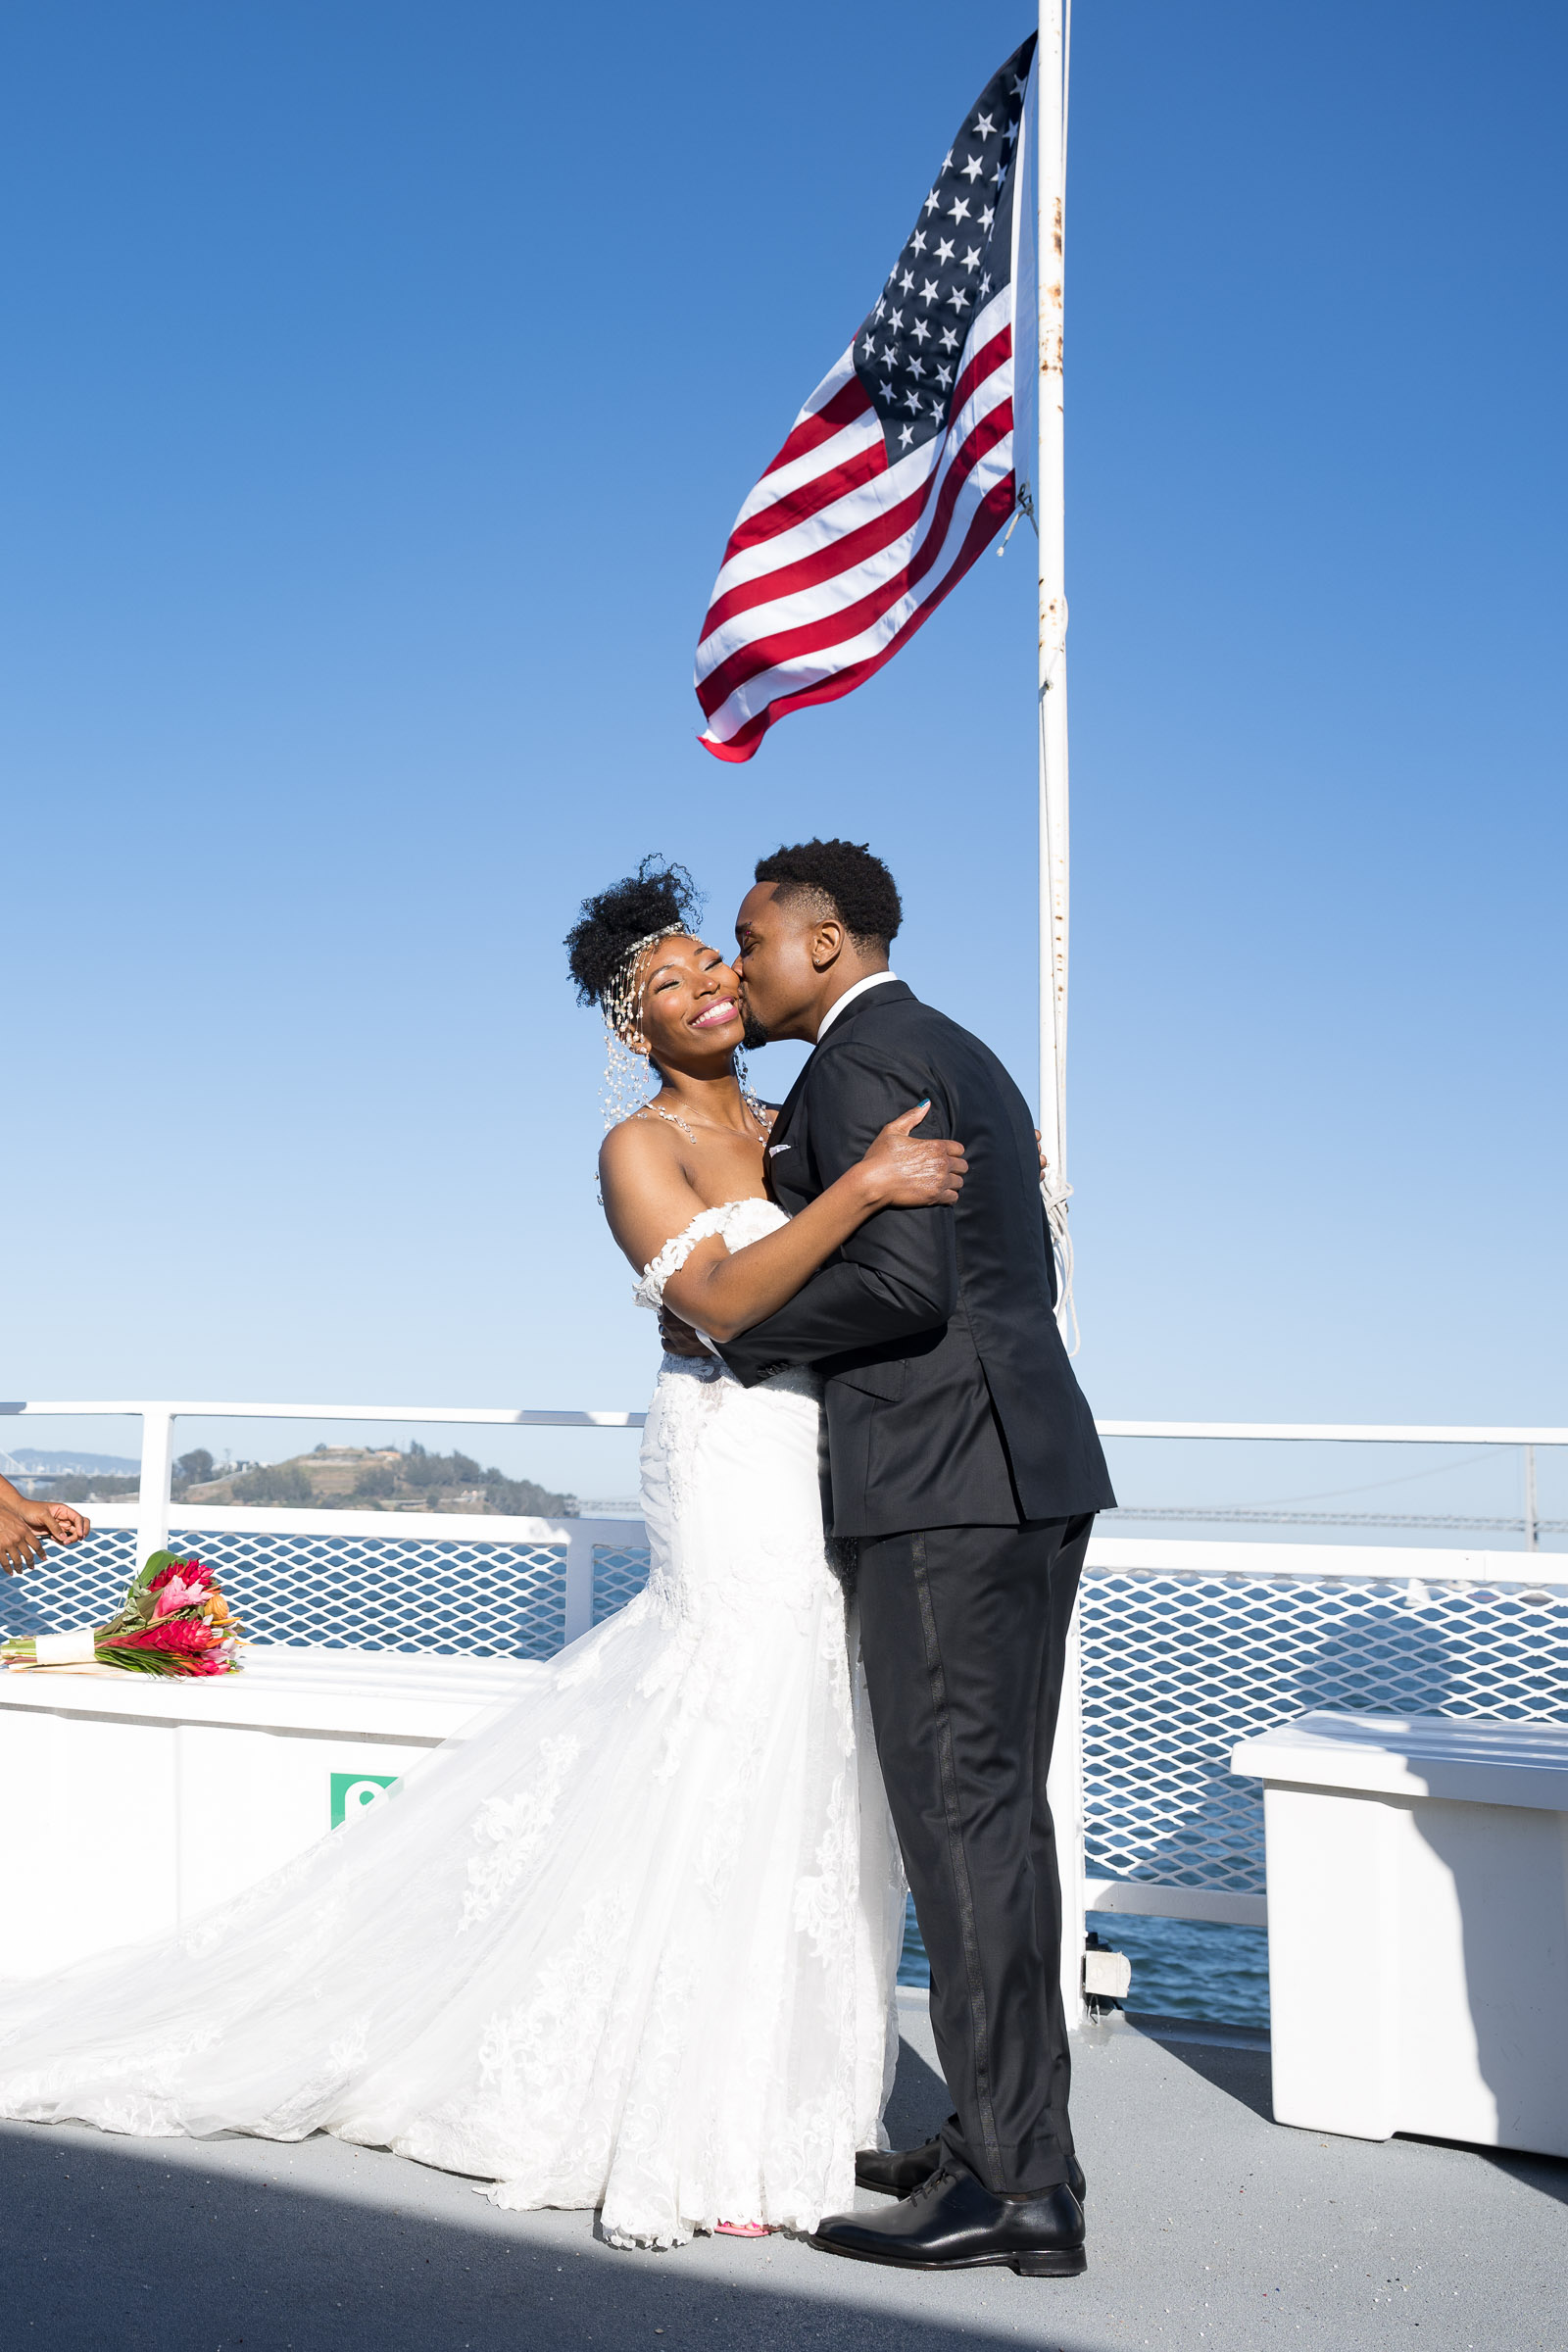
[1232,1710,1568,2159]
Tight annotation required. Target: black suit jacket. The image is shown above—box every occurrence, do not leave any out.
[718,982,1115,1539]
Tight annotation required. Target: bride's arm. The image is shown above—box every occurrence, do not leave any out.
[600,1108,967,1345]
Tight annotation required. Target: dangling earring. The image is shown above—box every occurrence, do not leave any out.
[601,1020,657,1131]
[595,920,685,1143]
[734,1047,767,1133]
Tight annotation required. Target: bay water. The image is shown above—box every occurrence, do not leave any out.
[898,1897,1270,2032]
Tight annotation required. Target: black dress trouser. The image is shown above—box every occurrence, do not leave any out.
[856,1513,1095,2196]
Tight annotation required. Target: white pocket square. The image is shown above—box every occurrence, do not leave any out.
[768,1144,792,1156]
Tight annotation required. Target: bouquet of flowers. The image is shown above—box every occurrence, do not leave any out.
[2,1550,244,1677]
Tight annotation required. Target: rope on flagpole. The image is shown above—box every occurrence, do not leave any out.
[997,480,1039,555]
[1046,1179,1079,1358]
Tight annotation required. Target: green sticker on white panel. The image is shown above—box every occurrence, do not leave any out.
[330,1770,398,1829]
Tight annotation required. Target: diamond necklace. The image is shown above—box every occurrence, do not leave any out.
[643,1098,768,1146]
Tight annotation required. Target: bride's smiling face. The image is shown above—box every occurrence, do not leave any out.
[632,935,747,1071]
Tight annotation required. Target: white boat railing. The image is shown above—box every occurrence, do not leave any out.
[8,1398,1564,1566]
[0,1399,647,1573]
[5,1400,1566,2018]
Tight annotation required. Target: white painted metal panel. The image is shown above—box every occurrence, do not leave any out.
[1236,1711,1568,2157]
[0,1650,540,1980]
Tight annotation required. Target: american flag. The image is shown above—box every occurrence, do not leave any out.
[695,36,1035,763]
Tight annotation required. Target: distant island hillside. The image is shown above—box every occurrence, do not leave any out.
[180,1444,578,1518]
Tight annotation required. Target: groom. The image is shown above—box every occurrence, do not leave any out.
[717,838,1114,2277]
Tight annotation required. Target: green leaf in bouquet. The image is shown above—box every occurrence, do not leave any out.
[100,1638,183,1675]
[131,1550,177,1595]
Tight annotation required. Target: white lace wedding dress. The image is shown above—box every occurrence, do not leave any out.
[0,1200,906,2247]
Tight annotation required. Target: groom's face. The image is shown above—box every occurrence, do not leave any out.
[734,882,828,1045]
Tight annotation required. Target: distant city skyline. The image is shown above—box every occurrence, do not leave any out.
[0,1450,141,1480]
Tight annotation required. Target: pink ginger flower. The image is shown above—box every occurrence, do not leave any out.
[153,1577,203,1619]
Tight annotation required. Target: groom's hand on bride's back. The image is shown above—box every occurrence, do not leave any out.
[858,1103,967,1208]
[658,1307,712,1360]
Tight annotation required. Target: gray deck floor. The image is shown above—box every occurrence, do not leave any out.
[2,1991,1563,2351]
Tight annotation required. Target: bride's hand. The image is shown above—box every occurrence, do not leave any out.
[856,1102,967,1208]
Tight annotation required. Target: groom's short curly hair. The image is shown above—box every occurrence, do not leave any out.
[754,839,902,955]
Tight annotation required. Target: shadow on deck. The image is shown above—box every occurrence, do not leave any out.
[1,1992,1563,2352]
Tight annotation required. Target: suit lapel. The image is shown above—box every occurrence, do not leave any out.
[763,1063,810,1206]
[761,1046,821,1207]
[768,1059,811,1145]
[759,984,915,1208]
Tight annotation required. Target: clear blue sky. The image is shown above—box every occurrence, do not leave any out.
[4,1,1564,1508]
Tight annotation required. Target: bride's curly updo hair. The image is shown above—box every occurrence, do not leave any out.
[564,857,704,1009]
[567,858,708,1128]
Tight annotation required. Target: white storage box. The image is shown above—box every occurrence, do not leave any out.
[0,1645,542,1980]
[1232,1710,1568,2158]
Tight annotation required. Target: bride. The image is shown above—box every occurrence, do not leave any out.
[0,859,966,2251]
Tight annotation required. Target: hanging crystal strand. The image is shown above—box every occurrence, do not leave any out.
[733,1048,769,1134]
[600,1025,656,1132]
[598,923,684,1134]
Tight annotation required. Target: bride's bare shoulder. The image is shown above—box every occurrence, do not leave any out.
[598,1112,701,1260]
[599,1107,678,1179]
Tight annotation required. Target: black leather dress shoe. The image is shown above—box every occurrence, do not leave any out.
[856,2137,1087,2206]
[854,2137,944,2194]
[810,2167,1087,2277]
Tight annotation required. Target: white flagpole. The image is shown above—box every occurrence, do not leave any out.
[1036,0,1089,2042]
[1037,0,1074,1350]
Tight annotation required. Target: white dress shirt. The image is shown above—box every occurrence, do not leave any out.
[813,969,900,1043]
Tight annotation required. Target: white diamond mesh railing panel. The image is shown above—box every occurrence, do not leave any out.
[186,1527,570,1657]
[0,1526,570,1659]
[0,1529,140,1639]
[593,1545,652,1625]
[1079,1567,1568,1894]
